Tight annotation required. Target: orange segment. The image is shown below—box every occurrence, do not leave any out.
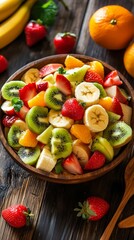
[64,55,85,69]
[19,129,38,147]
[28,91,46,108]
[98,97,112,111]
[70,124,92,144]
[87,61,104,79]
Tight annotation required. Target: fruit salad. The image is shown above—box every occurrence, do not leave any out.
[0,55,133,175]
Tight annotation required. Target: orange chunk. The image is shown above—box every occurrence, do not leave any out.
[98,97,113,111]
[19,129,38,147]
[28,91,46,108]
[87,61,104,79]
[70,124,92,144]
[64,55,84,69]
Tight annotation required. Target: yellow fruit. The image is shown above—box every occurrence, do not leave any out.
[19,129,38,147]
[70,124,92,144]
[87,61,104,79]
[98,97,113,111]
[0,0,24,22]
[124,42,134,77]
[28,91,46,108]
[64,55,84,69]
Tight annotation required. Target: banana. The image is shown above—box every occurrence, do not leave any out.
[21,68,40,83]
[13,119,28,130]
[0,0,24,22]
[72,139,91,167]
[0,0,37,49]
[84,104,109,132]
[36,146,57,172]
[48,109,74,129]
[75,82,100,106]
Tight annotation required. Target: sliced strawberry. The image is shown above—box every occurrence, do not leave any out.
[1,101,16,116]
[55,74,72,95]
[61,98,85,121]
[84,151,106,170]
[62,153,83,175]
[84,69,104,85]
[16,105,29,120]
[39,63,63,78]
[36,81,48,93]
[19,83,37,107]
[110,97,123,118]
[2,115,19,127]
[104,70,123,87]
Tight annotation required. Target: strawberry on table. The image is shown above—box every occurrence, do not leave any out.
[104,70,123,87]
[84,69,104,85]
[61,98,85,121]
[55,73,72,95]
[25,20,47,47]
[2,204,34,228]
[74,196,110,221]
[62,153,83,175]
[19,82,37,107]
[53,32,76,54]
[84,151,106,170]
[0,55,8,73]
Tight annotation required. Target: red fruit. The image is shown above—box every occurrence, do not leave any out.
[39,63,63,78]
[1,101,16,116]
[36,81,48,93]
[84,69,104,85]
[55,74,72,95]
[84,151,106,170]
[74,196,110,221]
[62,153,83,175]
[104,70,123,87]
[16,105,29,120]
[2,204,33,228]
[53,32,76,54]
[0,55,8,73]
[2,115,18,127]
[61,98,85,121]
[25,21,47,47]
[19,83,37,107]
[110,97,123,118]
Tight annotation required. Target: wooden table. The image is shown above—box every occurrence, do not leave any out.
[0,0,134,239]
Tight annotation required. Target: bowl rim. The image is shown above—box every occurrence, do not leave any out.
[0,54,134,184]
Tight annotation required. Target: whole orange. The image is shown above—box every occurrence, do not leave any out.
[89,5,134,50]
[124,42,134,77]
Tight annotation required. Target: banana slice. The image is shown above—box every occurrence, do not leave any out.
[75,82,100,106]
[36,146,56,172]
[72,139,91,167]
[84,104,109,132]
[48,109,74,129]
[21,68,40,84]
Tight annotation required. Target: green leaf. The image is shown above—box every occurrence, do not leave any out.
[12,97,23,112]
[55,159,63,174]
[58,67,66,74]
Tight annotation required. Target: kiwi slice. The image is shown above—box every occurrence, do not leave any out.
[107,111,121,123]
[45,86,66,110]
[93,82,107,98]
[52,127,72,144]
[103,121,132,148]
[51,138,72,160]
[7,125,24,149]
[18,146,40,165]
[26,106,49,134]
[37,125,54,144]
[1,81,26,100]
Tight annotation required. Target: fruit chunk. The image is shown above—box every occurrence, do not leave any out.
[65,65,90,86]
[37,125,54,144]
[110,97,123,118]
[105,85,128,103]
[70,124,92,144]
[39,63,63,78]
[1,81,26,100]
[36,147,56,172]
[18,146,40,165]
[62,153,83,174]
[84,69,104,85]
[48,109,74,129]
[84,151,106,170]
[64,55,84,69]
[19,129,38,147]
[2,115,18,128]
[19,82,37,107]
[107,111,121,123]
[104,70,122,87]
[55,74,72,96]
[93,82,107,98]
[120,103,132,125]
[28,91,46,108]
[98,96,113,111]
[1,100,16,115]
[45,86,66,110]
[104,121,132,148]
[87,60,104,79]
[72,140,91,167]
[21,68,40,83]
[7,124,26,149]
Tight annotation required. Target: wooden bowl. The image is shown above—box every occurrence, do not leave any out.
[0,54,134,184]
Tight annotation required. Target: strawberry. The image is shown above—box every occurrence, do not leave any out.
[55,73,72,95]
[84,151,106,170]
[61,98,85,121]
[2,115,19,127]
[84,69,104,85]
[74,196,110,221]
[110,97,123,118]
[2,204,34,228]
[0,55,8,73]
[39,63,63,78]
[16,105,29,120]
[53,32,76,54]
[19,83,37,107]
[62,153,83,175]
[25,20,47,47]
[104,70,123,87]
[1,100,16,116]
[36,81,48,93]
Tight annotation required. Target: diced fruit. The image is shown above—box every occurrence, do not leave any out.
[98,97,113,111]
[19,82,37,107]
[36,147,56,172]
[65,65,90,86]
[1,81,26,101]
[61,98,85,121]
[110,97,123,118]
[15,105,29,120]
[105,85,128,103]
[21,68,39,84]
[28,91,46,108]
[48,109,74,129]
[1,100,16,115]
[87,60,104,79]
[93,82,107,98]
[36,81,48,93]
[62,153,83,174]
[42,74,55,85]
[19,129,38,147]
[70,124,92,144]
[120,103,132,125]
[37,125,54,144]
[39,63,63,78]
[45,86,66,110]
[84,151,106,170]
[104,70,122,87]
[2,115,19,127]
[55,74,72,95]
[72,140,91,167]
[107,111,121,123]
[84,69,104,85]
[18,146,40,165]
[64,55,84,69]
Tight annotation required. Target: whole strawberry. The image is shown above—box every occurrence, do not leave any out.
[25,20,47,47]
[74,196,109,221]
[0,55,8,73]
[54,32,76,54]
[2,204,34,228]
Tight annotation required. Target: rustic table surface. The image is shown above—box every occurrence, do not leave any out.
[0,0,134,239]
